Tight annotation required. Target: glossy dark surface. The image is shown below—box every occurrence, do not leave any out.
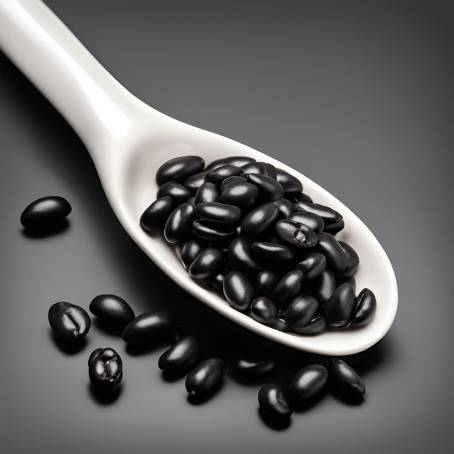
[158,336,200,374]
[156,155,205,186]
[275,168,303,195]
[249,297,277,325]
[285,296,319,333]
[352,288,377,327]
[88,348,123,391]
[178,239,203,268]
[331,360,365,398]
[206,156,255,171]
[122,312,174,345]
[228,237,261,276]
[48,302,91,341]
[20,196,71,231]
[220,182,258,208]
[255,270,281,296]
[195,202,242,224]
[271,270,304,306]
[325,283,355,327]
[183,170,209,192]
[185,358,225,396]
[246,173,284,202]
[188,247,224,280]
[273,198,293,218]
[206,164,243,185]
[89,294,135,328]
[220,175,247,192]
[140,196,174,232]
[157,181,192,204]
[316,233,348,275]
[2,1,454,452]
[241,202,279,238]
[163,202,196,244]
[193,219,235,241]
[296,315,327,335]
[195,182,219,204]
[339,241,360,279]
[313,270,337,305]
[288,212,324,234]
[251,242,294,264]
[231,359,276,378]
[275,219,319,248]
[223,271,255,311]
[289,364,328,400]
[293,201,342,225]
[296,252,327,279]
[258,384,292,420]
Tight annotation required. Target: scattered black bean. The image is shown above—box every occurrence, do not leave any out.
[88,348,123,391]
[185,358,225,397]
[289,364,328,400]
[231,358,276,378]
[258,384,292,420]
[21,196,71,232]
[156,155,205,186]
[158,336,200,374]
[48,302,90,342]
[331,359,365,398]
[89,294,135,328]
[325,282,355,327]
[189,247,224,280]
[352,288,376,327]
[122,312,174,345]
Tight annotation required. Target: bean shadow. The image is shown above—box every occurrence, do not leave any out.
[257,408,292,431]
[49,330,88,355]
[21,220,71,239]
[87,383,123,406]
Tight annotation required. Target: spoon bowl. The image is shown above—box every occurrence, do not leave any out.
[0,0,398,355]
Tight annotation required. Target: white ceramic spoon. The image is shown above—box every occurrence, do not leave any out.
[0,0,397,356]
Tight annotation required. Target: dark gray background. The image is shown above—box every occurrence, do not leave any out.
[1,0,453,453]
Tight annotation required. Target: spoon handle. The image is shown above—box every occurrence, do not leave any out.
[0,0,152,153]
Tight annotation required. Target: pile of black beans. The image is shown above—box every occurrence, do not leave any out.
[48,297,366,424]
[140,155,377,334]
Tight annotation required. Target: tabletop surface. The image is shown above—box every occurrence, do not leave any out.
[1,1,453,453]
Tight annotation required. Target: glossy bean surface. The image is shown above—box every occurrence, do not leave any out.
[352,288,376,326]
[196,202,242,224]
[288,212,324,234]
[206,156,255,171]
[189,247,224,280]
[241,203,280,238]
[271,270,304,306]
[255,270,281,296]
[331,359,365,398]
[20,196,71,231]
[158,336,200,374]
[140,196,174,232]
[289,364,328,400]
[193,219,236,242]
[228,237,261,276]
[258,384,292,420]
[122,312,174,345]
[48,302,90,342]
[156,156,205,185]
[185,358,225,396]
[89,294,135,328]
[250,297,277,325]
[183,170,209,192]
[317,233,348,275]
[296,252,327,279]
[195,182,219,204]
[88,348,123,391]
[178,239,203,268]
[246,173,284,201]
[164,202,196,244]
[273,198,293,218]
[231,358,276,378]
[157,181,192,204]
[223,271,254,311]
[296,315,327,335]
[313,269,337,305]
[325,282,355,327]
[339,241,360,278]
[220,182,258,209]
[275,168,303,194]
[293,200,342,224]
[206,165,243,185]
[275,219,319,248]
[285,295,319,333]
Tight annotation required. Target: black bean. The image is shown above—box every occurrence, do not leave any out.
[331,359,365,398]
[352,288,376,327]
[178,239,203,268]
[156,156,205,185]
[256,270,281,296]
[241,202,280,239]
[88,348,123,391]
[294,192,313,203]
[271,270,304,306]
[231,358,276,378]
[228,237,261,276]
[89,294,135,328]
[157,181,192,204]
[246,173,284,201]
[220,175,247,192]
[288,212,324,234]
[275,168,303,195]
[206,156,255,171]
[183,170,209,192]
[272,318,290,332]
[122,312,174,345]
[48,302,90,342]
[293,200,342,225]
[20,196,71,232]
[209,273,225,291]
[250,297,277,325]
[325,282,355,327]
[317,233,348,275]
[140,196,174,232]
[296,252,327,279]
[341,276,356,292]
[223,271,254,311]
[296,315,327,335]
[189,247,224,280]
[163,202,196,244]
[285,295,319,333]
[260,162,277,179]
[220,182,258,209]
[193,219,236,242]
[158,336,200,374]
[206,165,243,185]
[289,364,328,400]
[275,219,319,248]
[273,198,293,218]
[339,241,360,278]
[324,219,345,235]
[313,269,337,305]
[241,162,267,175]
[195,182,219,204]
[251,242,294,264]
[185,358,225,397]
[258,384,292,420]
[196,202,242,224]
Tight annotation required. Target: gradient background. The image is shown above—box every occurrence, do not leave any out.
[1,1,453,453]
